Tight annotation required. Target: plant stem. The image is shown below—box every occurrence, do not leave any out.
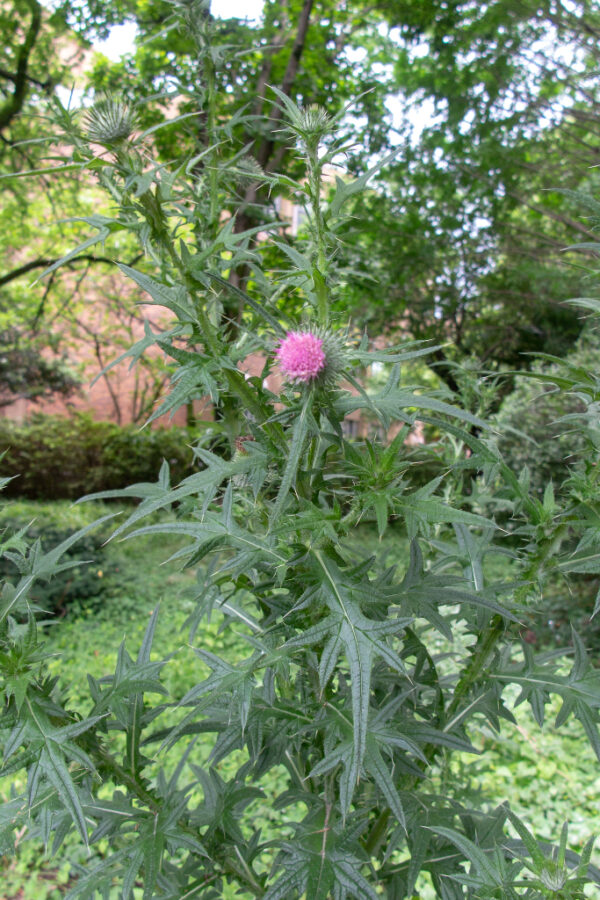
[364,808,391,856]
[97,745,160,811]
[444,614,505,726]
[98,746,266,896]
[308,147,329,325]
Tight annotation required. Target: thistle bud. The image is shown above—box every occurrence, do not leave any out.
[84,98,137,145]
[233,156,265,188]
[282,104,334,152]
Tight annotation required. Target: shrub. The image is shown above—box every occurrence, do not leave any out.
[493,327,600,650]
[0,413,201,499]
[495,325,600,494]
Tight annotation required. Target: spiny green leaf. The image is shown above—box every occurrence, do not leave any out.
[270,394,314,528]
[364,737,405,829]
[429,826,504,887]
[40,745,88,845]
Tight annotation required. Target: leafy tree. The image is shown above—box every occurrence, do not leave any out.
[1,0,51,135]
[0,1,82,402]
[1,1,171,412]
[322,0,600,385]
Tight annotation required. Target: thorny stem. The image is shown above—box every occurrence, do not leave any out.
[224,369,287,452]
[362,616,506,857]
[308,147,329,325]
[97,745,160,812]
[135,186,288,443]
[321,775,335,859]
[97,745,266,896]
[444,614,505,725]
[364,808,391,856]
[206,53,219,231]
[231,847,265,897]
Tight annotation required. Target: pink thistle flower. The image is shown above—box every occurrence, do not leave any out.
[276,330,326,383]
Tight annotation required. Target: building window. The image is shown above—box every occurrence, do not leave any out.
[292,204,309,235]
[342,418,358,438]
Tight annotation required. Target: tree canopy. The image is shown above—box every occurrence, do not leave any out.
[1,0,600,406]
[335,0,600,380]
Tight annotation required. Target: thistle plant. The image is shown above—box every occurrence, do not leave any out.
[2,9,600,899]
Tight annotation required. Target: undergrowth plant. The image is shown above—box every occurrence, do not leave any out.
[2,4,600,897]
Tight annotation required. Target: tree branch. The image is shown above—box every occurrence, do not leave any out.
[0,65,52,91]
[0,0,42,133]
[429,347,460,394]
[227,0,315,317]
[0,253,143,288]
[255,0,315,170]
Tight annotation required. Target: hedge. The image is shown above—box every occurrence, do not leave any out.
[0,413,202,499]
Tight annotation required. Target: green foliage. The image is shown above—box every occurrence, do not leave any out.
[3,525,600,899]
[0,2,89,405]
[0,500,188,621]
[327,0,600,381]
[3,15,600,898]
[4,0,600,414]
[495,327,600,495]
[0,414,202,500]
[492,323,600,652]
[0,331,80,406]
[0,500,112,618]
[0,3,165,416]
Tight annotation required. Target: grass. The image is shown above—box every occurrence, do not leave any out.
[1,501,599,898]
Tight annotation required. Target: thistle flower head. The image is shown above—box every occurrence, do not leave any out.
[275,326,348,388]
[176,0,211,43]
[84,98,137,145]
[276,331,326,383]
[297,106,334,141]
